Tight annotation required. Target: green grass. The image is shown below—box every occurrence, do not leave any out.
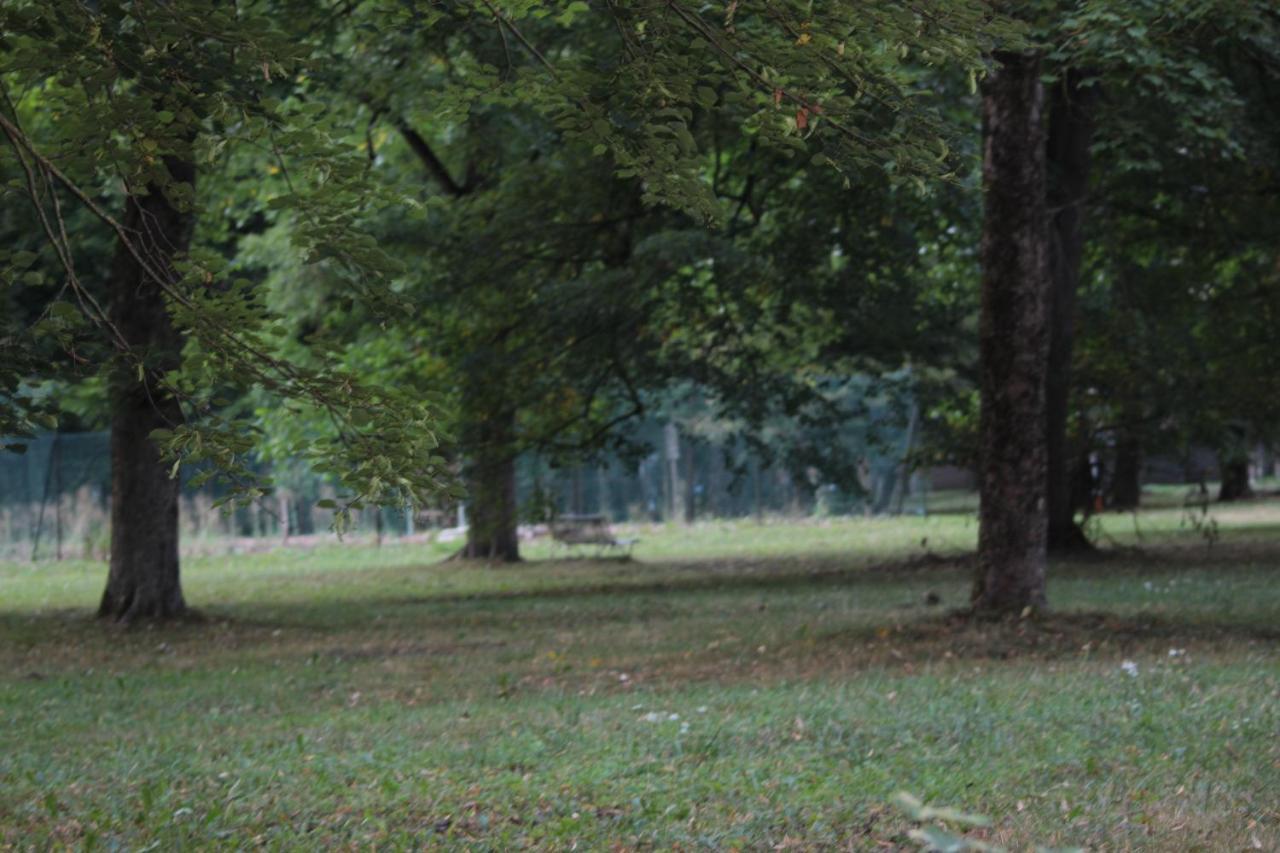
[2,502,1279,850]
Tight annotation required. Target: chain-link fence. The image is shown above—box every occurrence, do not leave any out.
[0,431,427,560]
[2,412,934,560]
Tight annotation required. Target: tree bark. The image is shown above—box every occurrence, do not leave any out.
[462,408,521,561]
[98,158,195,623]
[1109,432,1142,509]
[1045,69,1097,553]
[972,51,1052,616]
[1218,455,1253,502]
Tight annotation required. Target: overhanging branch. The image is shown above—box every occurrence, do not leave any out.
[396,120,473,197]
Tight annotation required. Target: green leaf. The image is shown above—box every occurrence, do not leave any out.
[907,826,997,852]
[49,302,80,322]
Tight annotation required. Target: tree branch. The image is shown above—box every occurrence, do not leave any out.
[395,120,472,197]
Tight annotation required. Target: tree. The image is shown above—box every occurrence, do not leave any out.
[292,0,1008,560]
[98,159,195,621]
[1066,0,1280,511]
[972,50,1051,615]
[1044,68,1097,551]
[2,0,449,620]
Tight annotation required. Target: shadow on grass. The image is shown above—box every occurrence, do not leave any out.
[1095,516,1280,546]
[824,609,1280,660]
[637,606,1280,690]
[2,542,1278,670]
[3,605,1276,695]
[214,539,1280,621]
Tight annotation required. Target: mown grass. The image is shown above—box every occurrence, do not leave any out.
[1,501,1278,850]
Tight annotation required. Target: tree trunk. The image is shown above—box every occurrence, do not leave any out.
[683,437,696,524]
[1218,455,1253,502]
[571,465,583,515]
[296,498,315,535]
[1045,69,1097,553]
[278,491,292,542]
[972,51,1052,616]
[234,504,254,536]
[1110,433,1142,510]
[1068,449,1097,524]
[99,158,195,623]
[751,458,763,523]
[663,422,679,521]
[892,398,920,516]
[596,465,611,519]
[462,408,520,561]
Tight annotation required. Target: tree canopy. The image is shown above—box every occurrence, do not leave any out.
[3,0,1278,617]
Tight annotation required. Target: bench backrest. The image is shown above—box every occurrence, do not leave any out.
[550,515,615,544]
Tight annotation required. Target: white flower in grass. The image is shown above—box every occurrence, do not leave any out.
[639,710,685,725]
[1120,660,1139,677]
[1168,648,1186,657]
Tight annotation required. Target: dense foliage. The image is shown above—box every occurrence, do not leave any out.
[3,0,1278,611]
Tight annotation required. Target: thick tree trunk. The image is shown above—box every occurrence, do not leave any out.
[1068,449,1097,521]
[99,159,195,623]
[462,408,520,561]
[1218,455,1253,502]
[1109,433,1142,509]
[1045,69,1097,553]
[972,52,1052,616]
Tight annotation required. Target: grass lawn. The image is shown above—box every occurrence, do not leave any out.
[1,502,1278,850]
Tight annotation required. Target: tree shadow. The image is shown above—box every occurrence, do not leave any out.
[831,608,1280,660]
[1,542,1278,676]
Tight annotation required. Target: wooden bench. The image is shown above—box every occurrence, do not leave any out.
[548,514,637,556]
